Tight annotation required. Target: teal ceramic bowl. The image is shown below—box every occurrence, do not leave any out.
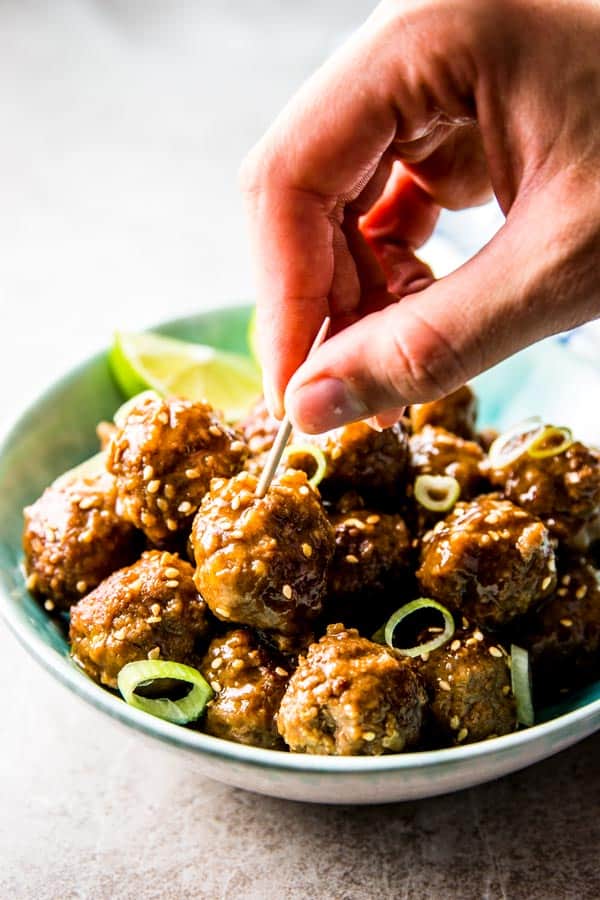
[2,306,600,805]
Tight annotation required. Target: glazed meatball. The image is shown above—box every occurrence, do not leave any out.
[417,495,556,628]
[238,397,279,458]
[191,469,335,634]
[517,556,600,698]
[409,426,486,499]
[200,629,290,749]
[325,508,412,632]
[107,394,247,546]
[23,473,139,611]
[419,630,515,745]
[295,421,409,504]
[277,624,427,755]
[409,385,477,440]
[70,550,211,688]
[488,438,600,539]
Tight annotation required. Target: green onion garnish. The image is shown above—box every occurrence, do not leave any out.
[113,390,162,428]
[527,425,573,459]
[382,598,455,657]
[414,474,460,512]
[285,444,328,489]
[117,659,213,725]
[488,418,544,468]
[510,644,534,727]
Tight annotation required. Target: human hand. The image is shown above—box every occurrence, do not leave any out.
[241,0,600,432]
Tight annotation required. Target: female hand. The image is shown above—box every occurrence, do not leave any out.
[241,0,600,432]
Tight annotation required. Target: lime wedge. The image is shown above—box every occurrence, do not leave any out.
[247,306,260,366]
[109,331,262,422]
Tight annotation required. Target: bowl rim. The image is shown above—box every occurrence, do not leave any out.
[2,306,600,775]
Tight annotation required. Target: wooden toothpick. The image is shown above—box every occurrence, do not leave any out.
[255,316,331,498]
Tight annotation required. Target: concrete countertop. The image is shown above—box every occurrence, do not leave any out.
[1,3,597,897]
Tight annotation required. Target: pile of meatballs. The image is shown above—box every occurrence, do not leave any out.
[22,385,600,755]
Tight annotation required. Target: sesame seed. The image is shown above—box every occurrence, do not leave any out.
[362,731,376,742]
[146,616,161,624]
[345,554,359,564]
[114,628,127,641]
[557,588,568,597]
[215,607,229,618]
[151,603,161,616]
[462,617,470,628]
[541,575,553,591]
[160,552,170,565]
[560,617,573,628]
[282,584,293,600]
[165,580,179,589]
[44,599,55,611]
[299,485,310,496]
[210,658,223,670]
[473,630,484,642]
[450,639,461,652]
[450,716,460,730]
[26,573,38,591]
[366,514,380,525]
[439,680,451,692]
[178,501,193,514]
[420,651,430,662]
[576,585,588,600]
[502,685,511,696]
[164,567,180,579]
[210,681,220,692]
[156,498,168,511]
[301,543,313,558]
[209,425,222,438]
[157,411,169,425]
[166,519,178,532]
[562,574,571,586]
[143,465,154,481]
[344,518,366,530]
[231,496,241,511]
[275,667,289,677]
[480,534,491,546]
[147,646,161,659]
[186,468,201,480]
[231,441,246,454]
[548,557,556,572]
[231,658,245,672]
[76,580,87,594]
[164,484,176,499]
[489,646,503,658]
[457,727,469,743]
[78,496,97,510]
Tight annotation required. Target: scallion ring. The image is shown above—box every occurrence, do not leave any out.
[117,659,213,725]
[527,425,573,459]
[488,417,544,468]
[383,598,455,657]
[510,644,534,727]
[414,474,461,512]
[284,444,328,489]
[113,390,162,428]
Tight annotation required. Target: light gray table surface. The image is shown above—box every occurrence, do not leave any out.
[1,3,598,898]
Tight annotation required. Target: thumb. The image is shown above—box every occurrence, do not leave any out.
[285,185,596,433]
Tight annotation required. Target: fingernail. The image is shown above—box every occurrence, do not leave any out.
[263,378,283,421]
[288,377,369,433]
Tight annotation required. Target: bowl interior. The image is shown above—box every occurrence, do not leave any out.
[1,306,600,752]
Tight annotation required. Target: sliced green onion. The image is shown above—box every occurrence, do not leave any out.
[511,644,534,727]
[113,390,162,428]
[527,425,573,459]
[383,598,455,657]
[284,443,328,489]
[52,451,107,487]
[488,417,544,468]
[414,474,460,512]
[117,659,213,725]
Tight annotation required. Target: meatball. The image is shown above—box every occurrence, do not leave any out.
[277,624,427,755]
[191,469,335,634]
[23,473,139,611]
[517,556,600,698]
[418,630,515,745]
[200,629,290,749]
[325,508,412,632]
[417,495,556,628]
[69,550,211,688]
[409,385,477,440]
[487,438,600,539]
[294,421,409,504]
[107,394,247,546]
[409,426,486,499]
